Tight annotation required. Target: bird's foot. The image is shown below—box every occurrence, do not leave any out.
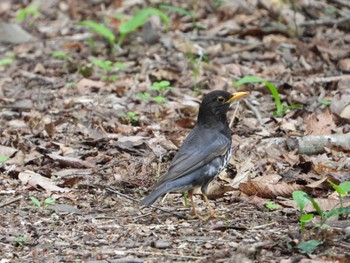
[186,211,219,220]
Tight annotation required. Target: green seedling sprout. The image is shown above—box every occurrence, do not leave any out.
[138,80,173,104]
[159,4,205,29]
[118,8,169,46]
[92,59,125,82]
[149,80,173,103]
[292,190,313,234]
[52,52,70,60]
[265,201,280,210]
[80,20,115,49]
[0,57,14,67]
[30,196,56,208]
[0,155,9,163]
[318,99,332,105]
[234,76,301,117]
[298,239,323,254]
[187,50,208,95]
[17,2,41,21]
[119,112,139,125]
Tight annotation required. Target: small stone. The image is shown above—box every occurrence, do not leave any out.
[151,239,172,249]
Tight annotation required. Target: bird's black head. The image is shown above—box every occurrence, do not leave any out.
[197,90,248,126]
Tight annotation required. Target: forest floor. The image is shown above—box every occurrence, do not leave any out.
[0,0,350,262]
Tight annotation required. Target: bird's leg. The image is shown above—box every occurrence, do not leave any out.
[202,193,217,219]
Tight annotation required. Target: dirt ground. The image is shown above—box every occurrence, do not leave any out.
[0,0,350,262]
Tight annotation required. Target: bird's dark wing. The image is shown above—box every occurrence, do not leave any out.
[154,126,231,187]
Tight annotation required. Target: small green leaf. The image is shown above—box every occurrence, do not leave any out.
[44,198,55,206]
[29,196,41,208]
[327,179,346,195]
[305,195,324,218]
[0,58,14,66]
[118,8,169,46]
[339,181,350,194]
[159,4,193,18]
[92,59,114,71]
[52,52,70,59]
[233,76,285,117]
[265,201,280,210]
[298,240,322,254]
[153,96,166,103]
[292,191,309,214]
[80,20,115,46]
[137,92,151,100]
[300,213,313,223]
[324,207,350,219]
[318,99,332,105]
[0,155,9,163]
[159,80,170,87]
[17,2,41,21]
[233,76,265,86]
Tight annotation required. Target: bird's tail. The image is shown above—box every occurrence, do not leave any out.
[140,185,169,206]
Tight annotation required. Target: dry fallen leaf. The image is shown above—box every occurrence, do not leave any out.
[239,174,306,198]
[47,153,95,168]
[305,109,336,135]
[19,170,70,192]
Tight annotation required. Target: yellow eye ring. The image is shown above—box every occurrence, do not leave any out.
[217,96,225,103]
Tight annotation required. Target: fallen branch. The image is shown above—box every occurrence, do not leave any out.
[0,196,23,208]
[189,35,261,46]
[299,14,350,27]
[313,75,350,83]
[262,133,350,155]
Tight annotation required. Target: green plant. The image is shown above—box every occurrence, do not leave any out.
[92,59,125,82]
[265,201,280,210]
[0,57,14,67]
[298,239,323,254]
[119,111,139,125]
[14,235,27,247]
[187,50,208,95]
[233,76,301,117]
[137,80,173,104]
[0,155,9,163]
[30,196,55,208]
[159,4,205,30]
[17,2,41,21]
[183,191,189,208]
[159,4,193,18]
[327,180,350,214]
[80,20,115,49]
[293,189,350,234]
[137,92,151,100]
[118,8,169,46]
[149,80,173,103]
[318,99,332,105]
[52,52,70,60]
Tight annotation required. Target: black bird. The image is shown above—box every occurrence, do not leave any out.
[140,90,248,218]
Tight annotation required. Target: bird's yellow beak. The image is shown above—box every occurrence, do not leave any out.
[226,92,249,103]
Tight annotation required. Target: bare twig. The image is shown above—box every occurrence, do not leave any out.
[313,75,350,83]
[229,101,241,129]
[261,133,350,155]
[244,99,262,125]
[189,35,261,46]
[105,187,187,219]
[329,0,350,9]
[115,250,205,260]
[0,196,23,208]
[299,14,350,27]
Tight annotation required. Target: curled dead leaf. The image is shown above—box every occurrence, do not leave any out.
[19,170,69,192]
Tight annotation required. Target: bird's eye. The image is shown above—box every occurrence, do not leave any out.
[217,96,225,103]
